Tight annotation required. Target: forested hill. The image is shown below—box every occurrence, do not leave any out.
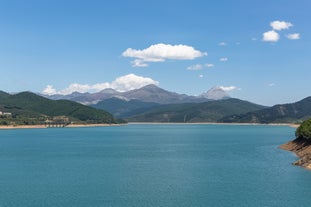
[220,97,311,123]
[127,98,266,123]
[0,91,122,125]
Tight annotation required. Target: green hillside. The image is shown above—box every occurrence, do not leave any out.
[0,91,10,99]
[127,98,266,122]
[220,97,311,123]
[0,91,122,125]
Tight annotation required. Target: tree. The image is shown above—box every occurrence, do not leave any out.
[296,118,311,139]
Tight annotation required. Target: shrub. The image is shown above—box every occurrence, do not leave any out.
[296,118,311,139]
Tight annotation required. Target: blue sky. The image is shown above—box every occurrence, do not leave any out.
[0,0,310,106]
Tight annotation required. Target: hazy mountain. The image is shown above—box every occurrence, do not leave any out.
[220,97,311,123]
[120,84,206,104]
[91,97,160,118]
[127,98,266,123]
[200,87,230,100]
[43,84,215,105]
[45,88,121,105]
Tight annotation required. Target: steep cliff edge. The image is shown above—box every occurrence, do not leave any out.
[280,118,311,169]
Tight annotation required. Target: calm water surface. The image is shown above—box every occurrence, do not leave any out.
[0,124,310,207]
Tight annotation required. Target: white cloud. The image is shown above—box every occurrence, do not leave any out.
[219,42,227,46]
[268,83,276,87]
[219,86,237,91]
[91,82,111,91]
[219,57,228,62]
[58,83,92,95]
[42,85,57,95]
[187,64,203,70]
[131,59,148,67]
[42,74,159,95]
[205,63,214,68]
[262,30,280,42]
[199,74,204,78]
[286,33,300,40]
[122,43,207,67]
[261,20,298,43]
[110,74,159,92]
[270,20,293,31]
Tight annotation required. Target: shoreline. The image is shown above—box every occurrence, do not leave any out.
[0,123,122,130]
[128,122,299,128]
[0,122,299,130]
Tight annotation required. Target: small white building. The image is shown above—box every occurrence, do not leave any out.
[0,111,12,116]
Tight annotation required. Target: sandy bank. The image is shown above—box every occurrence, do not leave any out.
[0,122,297,130]
[66,124,122,128]
[0,123,122,130]
[0,125,46,129]
[129,122,299,127]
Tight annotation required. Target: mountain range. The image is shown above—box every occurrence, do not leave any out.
[43,84,311,124]
[123,96,311,123]
[44,84,230,105]
[1,84,310,125]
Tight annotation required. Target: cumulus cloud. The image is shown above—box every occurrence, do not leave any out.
[199,74,204,78]
[262,30,280,42]
[270,20,293,31]
[110,74,159,92]
[219,57,228,62]
[122,43,207,67]
[262,20,298,43]
[187,64,203,70]
[286,33,300,40]
[219,86,238,91]
[42,74,159,95]
[57,83,93,95]
[42,85,57,96]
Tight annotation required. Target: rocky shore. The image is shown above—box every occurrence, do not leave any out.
[280,138,311,169]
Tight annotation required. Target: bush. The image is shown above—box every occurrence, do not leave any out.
[296,118,311,139]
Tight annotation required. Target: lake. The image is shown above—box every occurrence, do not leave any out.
[0,124,310,207]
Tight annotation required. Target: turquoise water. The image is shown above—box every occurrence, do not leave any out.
[0,124,310,207]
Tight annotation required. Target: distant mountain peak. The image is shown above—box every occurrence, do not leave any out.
[139,84,162,91]
[200,86,230,100]
[99,88,119,94]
